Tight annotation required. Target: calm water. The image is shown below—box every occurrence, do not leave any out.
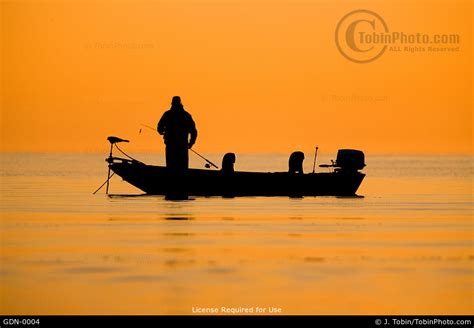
[1,153,472,314]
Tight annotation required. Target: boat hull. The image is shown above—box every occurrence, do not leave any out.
[109,157,365,197]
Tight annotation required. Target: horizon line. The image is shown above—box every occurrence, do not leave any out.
[1,150,473,157]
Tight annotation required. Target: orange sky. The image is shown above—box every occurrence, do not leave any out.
[1,0,472,154]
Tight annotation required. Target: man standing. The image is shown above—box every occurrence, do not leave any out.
[157,96,197,173]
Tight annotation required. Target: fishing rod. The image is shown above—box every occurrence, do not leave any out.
[139,123,219,169]
[189,148,218,169]
[139,124,155,134]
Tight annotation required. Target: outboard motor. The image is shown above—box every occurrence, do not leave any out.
[335,149,365,171]
[320,149,365,172]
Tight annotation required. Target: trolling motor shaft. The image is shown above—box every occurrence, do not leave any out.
[93,136,130,195]
[106,136,129,194]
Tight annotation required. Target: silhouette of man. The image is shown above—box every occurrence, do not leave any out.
[157,96,197,173]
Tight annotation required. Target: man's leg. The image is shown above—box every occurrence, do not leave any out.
[178,147,189,172]
[165,145,188,200]
[166,145,188,171]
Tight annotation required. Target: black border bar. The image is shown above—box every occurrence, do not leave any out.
[1,316,473,327]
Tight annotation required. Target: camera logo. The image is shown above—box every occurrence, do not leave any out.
[335,9,389,63]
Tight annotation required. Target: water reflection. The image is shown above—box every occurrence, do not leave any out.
[163,232,195,237]
[162,248,191,253]
[64,266,125,274]
[1,154,473,314]
[107,275,164,283]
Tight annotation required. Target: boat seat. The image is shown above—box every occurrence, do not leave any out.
[221,153,236,173]
[289,151,304,174]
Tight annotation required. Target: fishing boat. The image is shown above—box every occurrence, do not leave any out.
[100,136,366,197]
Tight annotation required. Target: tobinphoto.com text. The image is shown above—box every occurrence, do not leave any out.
[335,9,462,63]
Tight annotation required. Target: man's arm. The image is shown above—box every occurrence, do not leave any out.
[157,112,167,135]
[188,116,197,148]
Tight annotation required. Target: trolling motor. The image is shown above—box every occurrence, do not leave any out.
[319,149,366,172]
[107,136,129,145]
[105,136,129,193]
[93,136,129,195]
